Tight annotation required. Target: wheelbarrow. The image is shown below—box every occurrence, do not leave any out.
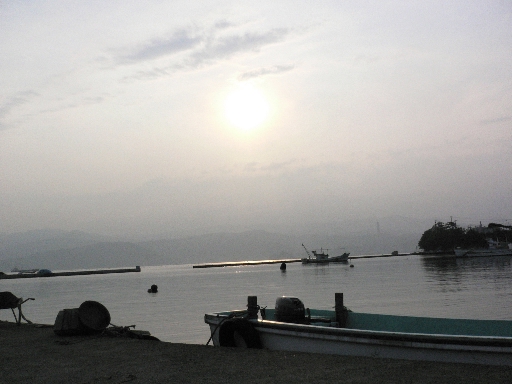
[0,292,35,325]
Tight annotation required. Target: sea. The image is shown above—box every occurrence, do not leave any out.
[2,254,512,345]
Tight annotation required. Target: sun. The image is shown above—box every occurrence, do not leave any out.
[224,85,269,131]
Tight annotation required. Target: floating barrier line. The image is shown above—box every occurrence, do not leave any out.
[193,253,416,268]
[192,259,301,268]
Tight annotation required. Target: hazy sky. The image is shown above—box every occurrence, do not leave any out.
[1,1,511,237]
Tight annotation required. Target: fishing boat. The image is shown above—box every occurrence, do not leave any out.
[301,244,349,264]
[204,294,512,366]
[454,240,512,257]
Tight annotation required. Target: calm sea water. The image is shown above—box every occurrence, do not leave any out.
[2,255,512,344]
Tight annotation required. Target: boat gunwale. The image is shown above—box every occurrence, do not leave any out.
[204,312,512,348]
[253,319,512,348]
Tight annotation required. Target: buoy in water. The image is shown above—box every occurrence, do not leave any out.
[148,284,158,293]
[350,264,354,268]
[280,262,286,271]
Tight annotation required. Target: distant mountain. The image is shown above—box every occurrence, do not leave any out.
[0,229,116,260]
[142,230,421,265]
[0,242,157,271]
[0,229,130,271]
[288,216,434,237]
[141,230,302,265]
[0,226,423,271]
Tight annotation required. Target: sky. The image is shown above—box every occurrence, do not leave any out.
[1,1,511,238]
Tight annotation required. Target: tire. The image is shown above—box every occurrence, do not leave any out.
[218,318,261,348]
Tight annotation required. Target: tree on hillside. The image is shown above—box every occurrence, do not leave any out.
[418,221,466,252]
[460,228,488,249]
[485,225,512,243]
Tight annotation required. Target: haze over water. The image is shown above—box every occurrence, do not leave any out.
[2,255,511,344]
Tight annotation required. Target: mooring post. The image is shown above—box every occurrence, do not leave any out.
[335,293,346,327]
[247,296,259,319]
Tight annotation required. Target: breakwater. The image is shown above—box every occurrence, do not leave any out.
[0,266,141,279]
[192,259,301,268]
[192,253,416,268]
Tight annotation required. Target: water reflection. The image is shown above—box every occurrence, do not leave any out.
[5,258,512,343]
[301,262,352,277]
[421,255,512,288]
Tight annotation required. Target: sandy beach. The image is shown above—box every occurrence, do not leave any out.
[1,321,512,384]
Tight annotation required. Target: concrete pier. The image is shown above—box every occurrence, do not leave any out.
[0,266,141,279]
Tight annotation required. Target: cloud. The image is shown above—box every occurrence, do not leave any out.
[238,64,295,81]
[118,29,203,64]
[120,25,291,81]
[0,91,38,117]
[121,63,185,82]
[480,116,511,125]
[189,28,289,66]
[36,95,106,116]
[260,160,297,172]
[242,159,299,173]
[243,162,259,173]
[213,20,236,30]
[0,91,38,131]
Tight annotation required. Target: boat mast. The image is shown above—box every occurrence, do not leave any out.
[302,243,313,259]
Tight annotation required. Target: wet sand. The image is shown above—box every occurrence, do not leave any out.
[1,321,511,383]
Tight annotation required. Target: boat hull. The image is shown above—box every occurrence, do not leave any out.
[454,248,512,257]
[205,312,512,366]
[301,253,349,264]
[301,258,348,264]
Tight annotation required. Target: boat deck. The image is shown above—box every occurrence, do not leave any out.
[257,309,512,337]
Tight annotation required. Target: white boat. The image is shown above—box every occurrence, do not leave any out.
[454,239,512,257]
[301,244,349,264]
[205,294,512,366]
[454,248,512,257]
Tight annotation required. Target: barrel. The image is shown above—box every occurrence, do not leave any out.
[78,301,111,331]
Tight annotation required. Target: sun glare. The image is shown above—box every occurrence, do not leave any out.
[224,85,269,131]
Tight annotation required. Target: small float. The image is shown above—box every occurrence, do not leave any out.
[205,294,512,366]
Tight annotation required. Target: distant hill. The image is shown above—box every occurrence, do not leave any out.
[0,227,422,271]
[141,230,302,265]
[0,229,116,260]
[0,241,157,271]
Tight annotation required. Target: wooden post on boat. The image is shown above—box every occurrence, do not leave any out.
[247,296,259,319]
[335,293,347,327]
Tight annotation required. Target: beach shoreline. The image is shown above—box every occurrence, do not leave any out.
[1,321,512,383]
